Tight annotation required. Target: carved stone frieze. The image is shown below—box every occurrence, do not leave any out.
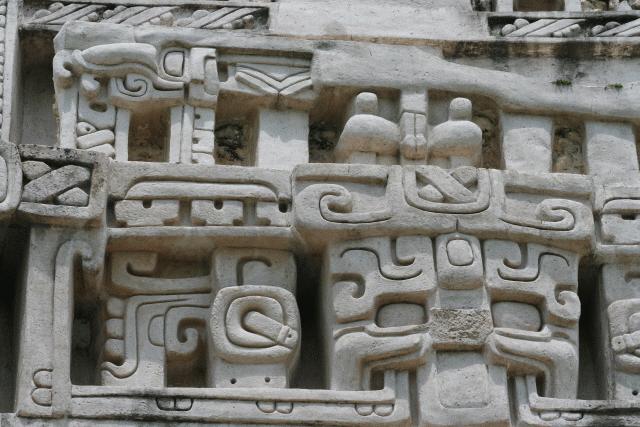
[24,2,270,31]
[2,0,640,425]
[17,144,109,226]
[493,14,640,37]
[293,163,594,251]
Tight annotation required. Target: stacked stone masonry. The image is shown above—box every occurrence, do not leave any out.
[2,0,640,426]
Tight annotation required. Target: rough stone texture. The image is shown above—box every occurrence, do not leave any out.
[553,122,585,174]
[0,0,640,426]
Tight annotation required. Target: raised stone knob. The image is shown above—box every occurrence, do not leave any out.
[335,92,401,164]
[428,97,482,168]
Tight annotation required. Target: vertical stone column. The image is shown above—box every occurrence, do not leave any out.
[418,233,510,427]
[221,55,315,170]
[16,227,60,417]
[399,89,428,165]
[15,227,95,417]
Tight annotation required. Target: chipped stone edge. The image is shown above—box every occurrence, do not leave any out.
[16,144,109,227]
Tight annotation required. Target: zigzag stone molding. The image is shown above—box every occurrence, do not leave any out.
[23,1,269,30]
[492,12,640,37]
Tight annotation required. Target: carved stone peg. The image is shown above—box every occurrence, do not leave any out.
[335,92,401,165]
[428,98,482,168]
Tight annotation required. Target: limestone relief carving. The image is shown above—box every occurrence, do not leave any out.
[403,165,490,213]
[327,236,436,324]
[22,162,90,206]
[485,241,581,326]
[4,0,640,424]
[484,240,580,400]
[53,40,218,163]
[234,63,312,98]
[499,18,585,37]
[435,233,483,290]
[100,293,211,386]
[0,0,6,132]
[335,92,401,165]
[16,233,103,417]
[495,15,640,38]
[0,143,21,219]
[602,265,640,400]
[210,285,300,388]
[98,247,300,392]
[30,369,53,407]
[486,170,595,247]
[324,236,434,391]
[295,164,395,228]
[399,90,428,162]
[101,251,212,387]
[595,181,640,250]
[27,3,268,30]
[16,145,108,226]
[428,98,482,168]
[111,165,290,228]
[609,299,640,373]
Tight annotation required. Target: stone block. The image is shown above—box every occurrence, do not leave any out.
[255,109,309,170]
[585,121,638,177]
[501,113,553,173]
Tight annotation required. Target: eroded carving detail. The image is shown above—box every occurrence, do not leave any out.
[53,40,219,163]
[210,285,300,388]
[609,299,640,373]
[324,236,435,391]
[101,252,211,387]
[17,145,108,226]
[8,6,640,426]
[485,240,580,399]
[28,3,268,30]
[404,166,490,213]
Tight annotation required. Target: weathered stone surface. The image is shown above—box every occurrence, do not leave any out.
[2,0,640,425]
[22,165,90,203]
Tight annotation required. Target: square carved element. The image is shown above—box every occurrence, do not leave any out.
[17,144,109,226]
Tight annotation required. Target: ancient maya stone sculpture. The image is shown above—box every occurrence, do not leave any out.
[1,0,640,425]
